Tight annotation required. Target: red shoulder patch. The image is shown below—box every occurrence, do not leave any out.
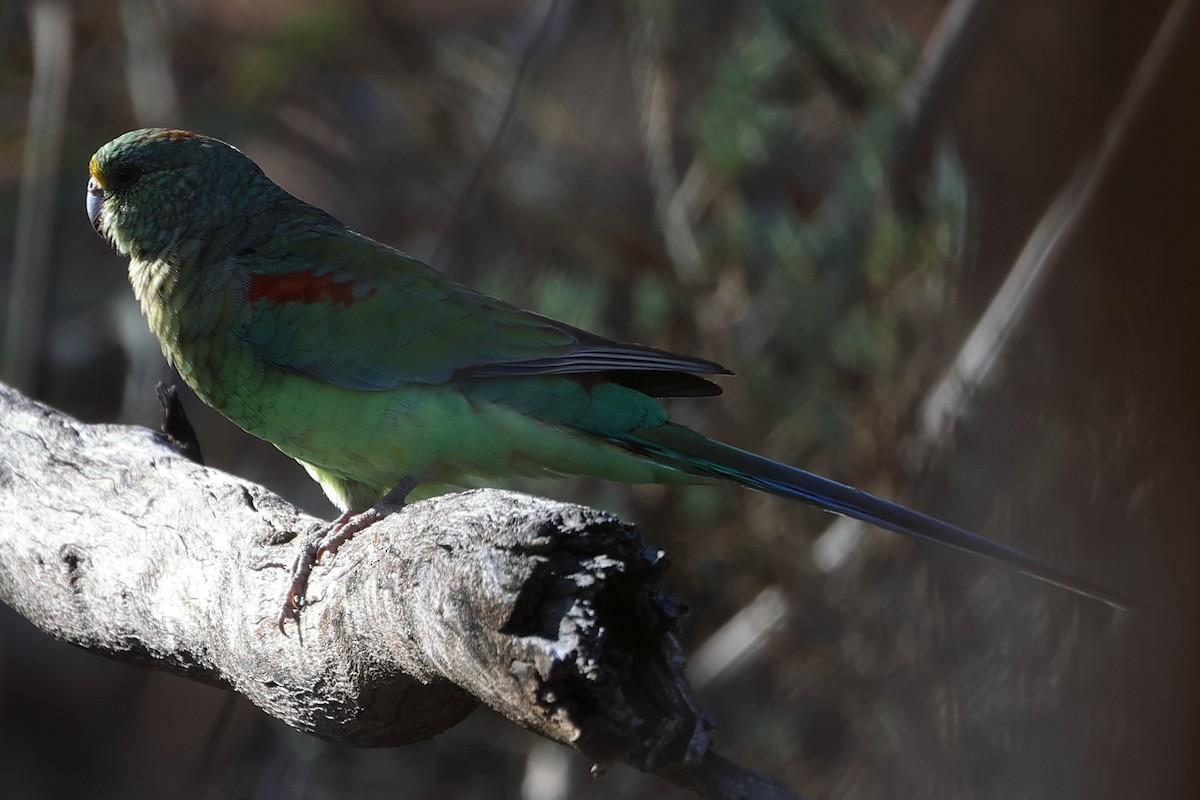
[248,270,377,306]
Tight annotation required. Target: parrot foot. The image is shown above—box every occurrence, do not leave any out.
[278,477,419,633]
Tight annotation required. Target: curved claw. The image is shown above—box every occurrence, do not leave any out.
[276,477,418,634]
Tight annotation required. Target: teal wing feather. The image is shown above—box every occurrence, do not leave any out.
[235,217,728,396]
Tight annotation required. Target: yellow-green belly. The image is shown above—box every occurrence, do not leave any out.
[178,343,693,512]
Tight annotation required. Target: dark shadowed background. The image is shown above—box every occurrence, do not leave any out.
[1,0,1197,798]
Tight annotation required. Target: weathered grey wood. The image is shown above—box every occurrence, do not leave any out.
[0,382,802,800]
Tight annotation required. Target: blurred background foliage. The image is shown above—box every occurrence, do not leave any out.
[0,0,1197,798]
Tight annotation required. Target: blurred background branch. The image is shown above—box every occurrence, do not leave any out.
[630,9,707,287]
[920,0,1197,443]
[119,0,180,126]
[3,0,71,392]
[430,0,564,267]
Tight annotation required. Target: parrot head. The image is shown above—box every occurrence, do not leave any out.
[87,128,273,260]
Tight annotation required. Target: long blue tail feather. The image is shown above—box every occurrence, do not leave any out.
[617,424,1134,610]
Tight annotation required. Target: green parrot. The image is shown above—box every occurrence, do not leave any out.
[86,128,1127,627]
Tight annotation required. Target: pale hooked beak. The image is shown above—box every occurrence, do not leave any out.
[86,176,104,235]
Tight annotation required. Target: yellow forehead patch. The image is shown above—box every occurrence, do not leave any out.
[88,155,105,186]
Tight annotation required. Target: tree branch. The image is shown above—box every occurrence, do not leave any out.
[0,382,801,800]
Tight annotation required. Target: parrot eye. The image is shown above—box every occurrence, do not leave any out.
[110,165,143,190]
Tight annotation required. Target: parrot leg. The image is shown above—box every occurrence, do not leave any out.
[278,476,419,632]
